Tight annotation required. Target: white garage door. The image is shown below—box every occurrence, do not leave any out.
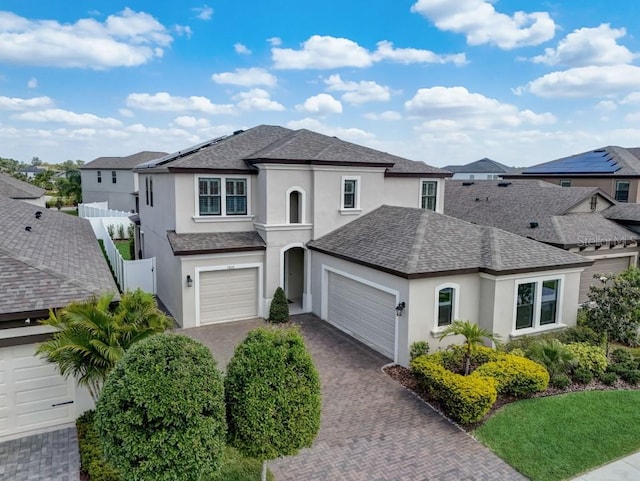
[199,268,259,325]
[0,344,76,440]
[579,256,633,302]
[327,272,396,360]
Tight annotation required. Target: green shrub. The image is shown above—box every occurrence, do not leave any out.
[550,373,572,389]
[76,411,122,481]
[474,355,549,397]
[611,348,634,364]
[599,371,618,385]
[565,342,607,376]
[439,345,502,373]
[526,339,575,376]
[509,348,526,358]
[608,360,639,374]
[129,236,135,260]
[268,287,289,323]
[410,341,430,361]
[411,355,497,424]
[557,326,604,346]
[572,367,593,384]
[95,334,226,481]
[117,224,125,240]
[619,369,640,385]
[106,224,115,239]
[503,333,557,353]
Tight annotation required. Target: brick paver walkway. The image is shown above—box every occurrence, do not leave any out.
[0,427,79,481]
[186,314,527,481]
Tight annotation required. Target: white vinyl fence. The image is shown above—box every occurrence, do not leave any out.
[79,202,131,218]
[83,214,156,294]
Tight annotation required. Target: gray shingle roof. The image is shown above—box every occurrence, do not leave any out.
[443,180,638,247]
[0,197,119,319]
[0,172,45,199]
[443,158,517,174]
[134,125,449,176]
[82,151,167,170]
[307,205,591,278]
[603,203,640,223]
[167,230,265,255]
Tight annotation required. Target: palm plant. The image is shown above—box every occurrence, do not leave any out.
[37,289,172,401]
[437,320,501,375]
[525,338,575,376]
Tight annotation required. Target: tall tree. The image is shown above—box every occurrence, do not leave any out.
[31,156,43,166]
[437,320,501,375]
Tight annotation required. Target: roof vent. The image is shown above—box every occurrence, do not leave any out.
[475,197,480,202]
[462,181,475,186]
[233,129,244,135]
[35,211,43,219]
[25,226,32,232]
[529,221,539,229]
[498,182,512,187]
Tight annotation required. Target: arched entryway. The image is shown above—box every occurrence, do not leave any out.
[283,246,305,314]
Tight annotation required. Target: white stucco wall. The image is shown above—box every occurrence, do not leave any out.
[81,169,137,212]
[383,177,445,213]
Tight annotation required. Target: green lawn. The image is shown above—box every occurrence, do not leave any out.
[61,208,78,216]
[474,391,640,481]
[114,240,131,260]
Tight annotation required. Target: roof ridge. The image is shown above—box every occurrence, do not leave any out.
[550,216,566,245]
[482,227,502,271]
[406,210,430,273]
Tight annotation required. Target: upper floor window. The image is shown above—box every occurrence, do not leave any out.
[112,170,117,184]
[560,180,571,187]
[340,176,360,212]
[421,181,437,211]
[145,177,149,205]
[197,177,248,216]
[97,171,102,183]
[289,191,301,223]
[615,180,630,202]
[590,195,597,211]
[438,287,455,327]
[515,279,560,331]
[149,177,154,207]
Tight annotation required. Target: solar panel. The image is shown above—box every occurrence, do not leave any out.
[523,150,620,174]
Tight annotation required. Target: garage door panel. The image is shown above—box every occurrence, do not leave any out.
[327,272,396,359]
[199,268,258,325]
[579,256,632,302]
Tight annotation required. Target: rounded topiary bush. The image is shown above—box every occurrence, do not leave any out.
[474,355,549,397]
[268,287,290,323]
[565,342,607,376]
[599,371,618,386]
[225,327,321,462]
[95,334,226,481]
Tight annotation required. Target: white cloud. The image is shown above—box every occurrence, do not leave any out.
[14,108,123,127]
[595,100,617,112]
[372,40,466,65]
[295,94,342,114]
[531,24,634,67]
[193,5,213,20]
[118,108,134,118]
[621,92,640,104]
[267,37,282,46]
[0,9,171,69]
[272,35,465,69]
[126,92,236,114]
[324,74,391,104]
[522,65,640,98]
[411,0,555,49]
[286,118,374,142]
[234,43,252,55]
[233,89,285,111]
[405,86,555,130]
[211,67,277,87]
[0,96,54,110]
[174,25,193,38]
[27,78,37,88]
[364,110,402,121]
[172,116,211,128]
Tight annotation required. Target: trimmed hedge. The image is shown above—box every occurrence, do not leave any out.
[411,355,497,424]
[474,354,549,397]
[76,411,122,481]
[565,342,608,376]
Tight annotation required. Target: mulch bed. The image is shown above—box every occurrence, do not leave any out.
[383,364,639,431]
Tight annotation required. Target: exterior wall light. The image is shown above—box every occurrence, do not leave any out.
[395,301,406,317]
[186,275,193,287]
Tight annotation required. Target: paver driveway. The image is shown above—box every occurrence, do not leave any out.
[185,314,527,481]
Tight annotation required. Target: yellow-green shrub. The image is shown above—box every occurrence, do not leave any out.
[565,342,608,376]
[411,355,497,424]
[474,355,549,397]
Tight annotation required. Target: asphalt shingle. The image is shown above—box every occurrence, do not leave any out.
[0,172,45,199]
[82,151,167,170]
[166,230,265,255]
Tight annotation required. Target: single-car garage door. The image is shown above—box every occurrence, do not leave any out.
[0,344,77,440]
[199,268,259,325]
[579,256,634,302]
[327,272,396,360]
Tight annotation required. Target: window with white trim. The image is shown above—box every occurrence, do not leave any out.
[199,178,221,215]
[225,178,247,215]
[145,177,149,205]
[197,176,248,216]
[97,170,102,183]
[421,181,437,211]
[560,180,571,187]
[515,279,560,330]
[615,180,630,202]
[343,179,357,209]
[112,170,117,184]
[438,287,455,327]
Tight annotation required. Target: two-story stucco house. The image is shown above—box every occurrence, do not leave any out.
[134,125,591,366]
[80,151,166,212]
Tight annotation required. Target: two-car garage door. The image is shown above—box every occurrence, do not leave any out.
[326,271,396,360]
[199,268,259,325]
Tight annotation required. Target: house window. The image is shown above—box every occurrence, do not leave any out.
[97,171,102,183]
[289,191,301,223]
[560,180,571,187]
[615,180,630,202]
[145,177,149,205]
[438,287,455,327]
[469,174,475,180]
[343,179,357,209]
[421,181,437,211]
[515,279,561,330]
[112,170,117,184]
[199,178,221,215]
[590,195,597,211]
[226,179,247,215]
[149,177,154,207]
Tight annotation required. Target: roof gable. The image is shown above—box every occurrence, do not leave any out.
[83,151,167,170]
[0,172,45,199]
[443,158,516,174]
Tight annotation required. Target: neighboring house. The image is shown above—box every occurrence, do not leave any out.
[135,124,589,367]
[603,203,640,235]
[504,146,640,203]
[81,151,167,212]
[444,180,640,302]
[443,158,519,180]
[0,196,118,441]
[0,172,46,207]
[18,165,46,179]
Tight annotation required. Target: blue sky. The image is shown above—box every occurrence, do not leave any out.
[1,1,640,167]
